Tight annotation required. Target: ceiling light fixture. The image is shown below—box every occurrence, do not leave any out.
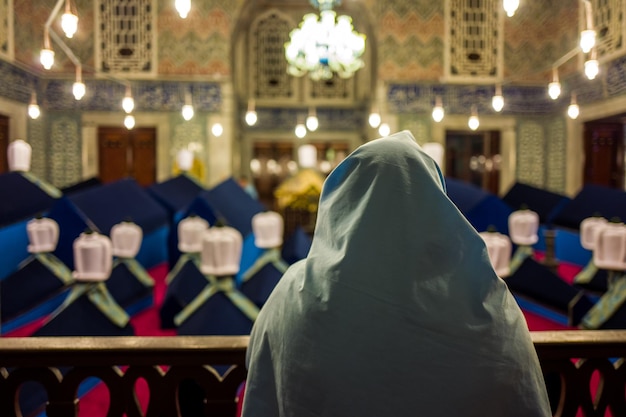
[182,88,194,121]
[548,67,561,100]
[175,0,191,19]
[61,0,78,39]
[580,0,596,53]
[285,0,366,80]
[468,106,480,131]
[492,84,504,112]
[568,94,580,119]
[122,85,135,114]
[432,96,444,122]
[503,0,520,17]
[72,65,85,100]
[28,92,41,120]
[306,108,319,131]
[245,99,258,126]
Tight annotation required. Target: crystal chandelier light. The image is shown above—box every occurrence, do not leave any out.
[285,0,366,81]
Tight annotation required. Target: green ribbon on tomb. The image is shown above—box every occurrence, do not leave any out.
[166,252,201,284]
[50,282,130,328]
[509,245,534,275]
[573,260,598,285]
[20,253,73,285]
[113,257,154,288]
[581,271,626,329]
[20,171,62,198]
[240,248,289,283]
[173,275,260,327]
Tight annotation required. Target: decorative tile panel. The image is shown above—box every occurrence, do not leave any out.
[593,0,624,61]
[446,0,501,80]
[28,116,46,181]
[398,114,430,145]
[545,117,566,193]
[0,0,12,60]
[96,0,156,75]
[42,79,221,112]
[250,10,295,100]
[49,114,81,188]
[517,120,545,187]
[243,108,362,132]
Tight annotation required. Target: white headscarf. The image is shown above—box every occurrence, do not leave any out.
[242,131,551,417]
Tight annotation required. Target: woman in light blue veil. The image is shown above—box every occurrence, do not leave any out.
[242,131,551,417]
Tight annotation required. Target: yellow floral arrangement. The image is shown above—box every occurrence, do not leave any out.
[274,168,325,213]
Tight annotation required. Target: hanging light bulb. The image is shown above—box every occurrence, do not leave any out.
[28,92,41,120]
[468,106,480,131]
[61,0,78,39]
[584,50,599,80]
[175,0,191,18]
[503,0,520,17]
[580,1,596,53]
[580,29,596,53]
[182,89,194,120]
[492,85,504,112]
[368,107,381,128]
[548,67,561,100]
[378,122,390,137]
[211,122,223,137]
[122,85,134,113]
[432,96,444,122]
[72,65,85,100]
[306,108,319,131]
[182,104,194,121]
[124,114,136,130]
[245,99,257,126]
[568,94,580,119]
[40,31,54,70]
[295,121,307,139]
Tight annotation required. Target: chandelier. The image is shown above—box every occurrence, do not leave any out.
[284,0,366,81]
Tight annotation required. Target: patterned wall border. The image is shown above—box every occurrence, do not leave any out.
[242,107,365,132]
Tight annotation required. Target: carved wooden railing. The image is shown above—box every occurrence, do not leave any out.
[0,331,625,417]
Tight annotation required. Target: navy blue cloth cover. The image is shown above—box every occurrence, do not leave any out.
[106,263,154,311]
[502,182,571,225]
[159,261,208,329]
[552,184,626,230]
[0,257,69,322]
[68,178,170,267]
[147,175,204,216]
[68,178,169,235]
[0,172,59,228]
[505,257,593,326]
[33,294,135,336]
[444,177,512,234]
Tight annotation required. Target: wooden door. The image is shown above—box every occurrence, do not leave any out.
[583,122,624,189]
[98,127,156,186]
[0,115,8,173]
[445,130,501,194]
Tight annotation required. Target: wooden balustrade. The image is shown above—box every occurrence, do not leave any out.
[0,331,625,417]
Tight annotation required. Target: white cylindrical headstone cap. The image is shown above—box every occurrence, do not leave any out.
[178,216,210,253]
[479,231,512,278]
[27,217,60,253]
[200,226,243,276]
[508,209,539,246]
[177,149,194,172]
[580,216,608,250]
[73,231,113,282]
[298,144,317,169]
[252,211,284,249]
[8,139,32,172]
[111,221,143,258]
[593,222,626,271]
